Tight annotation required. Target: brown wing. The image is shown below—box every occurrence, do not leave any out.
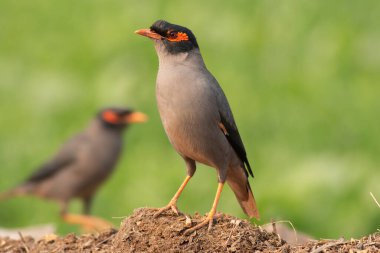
[219,114,253,177]
[26,134,88,183]
[206,69,254,177]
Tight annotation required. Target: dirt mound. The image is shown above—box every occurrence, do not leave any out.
[294,234,380,253]
[112,208,286,252]
[0,208,379,252]
[0,228,116,252]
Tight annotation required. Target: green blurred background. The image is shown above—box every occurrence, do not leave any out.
[0,0,379,239]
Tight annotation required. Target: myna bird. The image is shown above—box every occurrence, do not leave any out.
[0,107,147,230]
[135,20,259,234]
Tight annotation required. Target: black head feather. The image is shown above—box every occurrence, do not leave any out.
[98,107,134,128]
[150,20,199,54]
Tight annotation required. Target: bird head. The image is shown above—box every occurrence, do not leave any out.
[98,107,148,129]
[135,20,199,55]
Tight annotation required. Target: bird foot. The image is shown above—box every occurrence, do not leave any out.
[154,203,180,218]
[183,217,213,235]
[183,212,224,235]
[62,213,114,232]
[183,213,219,235]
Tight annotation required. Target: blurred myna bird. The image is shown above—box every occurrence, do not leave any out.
[0,107,147,230]
[135,20,259,234]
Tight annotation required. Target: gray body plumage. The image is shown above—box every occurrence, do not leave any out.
[29,119,123,202]
[3,117,124,214]
[156,48,238,174]
[155,44,258,218]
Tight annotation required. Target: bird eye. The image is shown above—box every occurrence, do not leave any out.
[168,31,177,38]
[102,111,120,124]
[166,31,189,42]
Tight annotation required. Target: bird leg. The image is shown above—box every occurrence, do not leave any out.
[58,200,113,232]
[183,182,224,235]
[62,213,115,232]
[83,196,93,215]
[154,175,192,217]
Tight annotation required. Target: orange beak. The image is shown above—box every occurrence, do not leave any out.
[135,29,162,40]
[124,112,148,124]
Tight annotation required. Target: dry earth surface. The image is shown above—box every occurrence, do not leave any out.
[0,208,379,252]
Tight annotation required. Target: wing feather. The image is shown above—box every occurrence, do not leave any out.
[26,134,88,183]
[208,75,254,177]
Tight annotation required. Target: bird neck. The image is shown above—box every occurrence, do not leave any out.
[155,46,205,69]
[88,119,125,136]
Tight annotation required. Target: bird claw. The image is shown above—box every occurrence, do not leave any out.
[170,205,179,215]
[154,204,180,218]
[183,216,215,235]
[208,218,213,231]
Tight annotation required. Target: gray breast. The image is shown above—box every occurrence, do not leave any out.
[156,64,229,165]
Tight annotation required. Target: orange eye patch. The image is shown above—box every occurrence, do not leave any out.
[102,111,119,124]
[167,32,189,42]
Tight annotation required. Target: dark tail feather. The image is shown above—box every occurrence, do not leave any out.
[243,182,260,219]
[227,168,260,219]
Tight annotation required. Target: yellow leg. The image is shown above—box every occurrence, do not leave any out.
[184,182,224,235]
[62,213,114,232]
[154,175,192,217]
